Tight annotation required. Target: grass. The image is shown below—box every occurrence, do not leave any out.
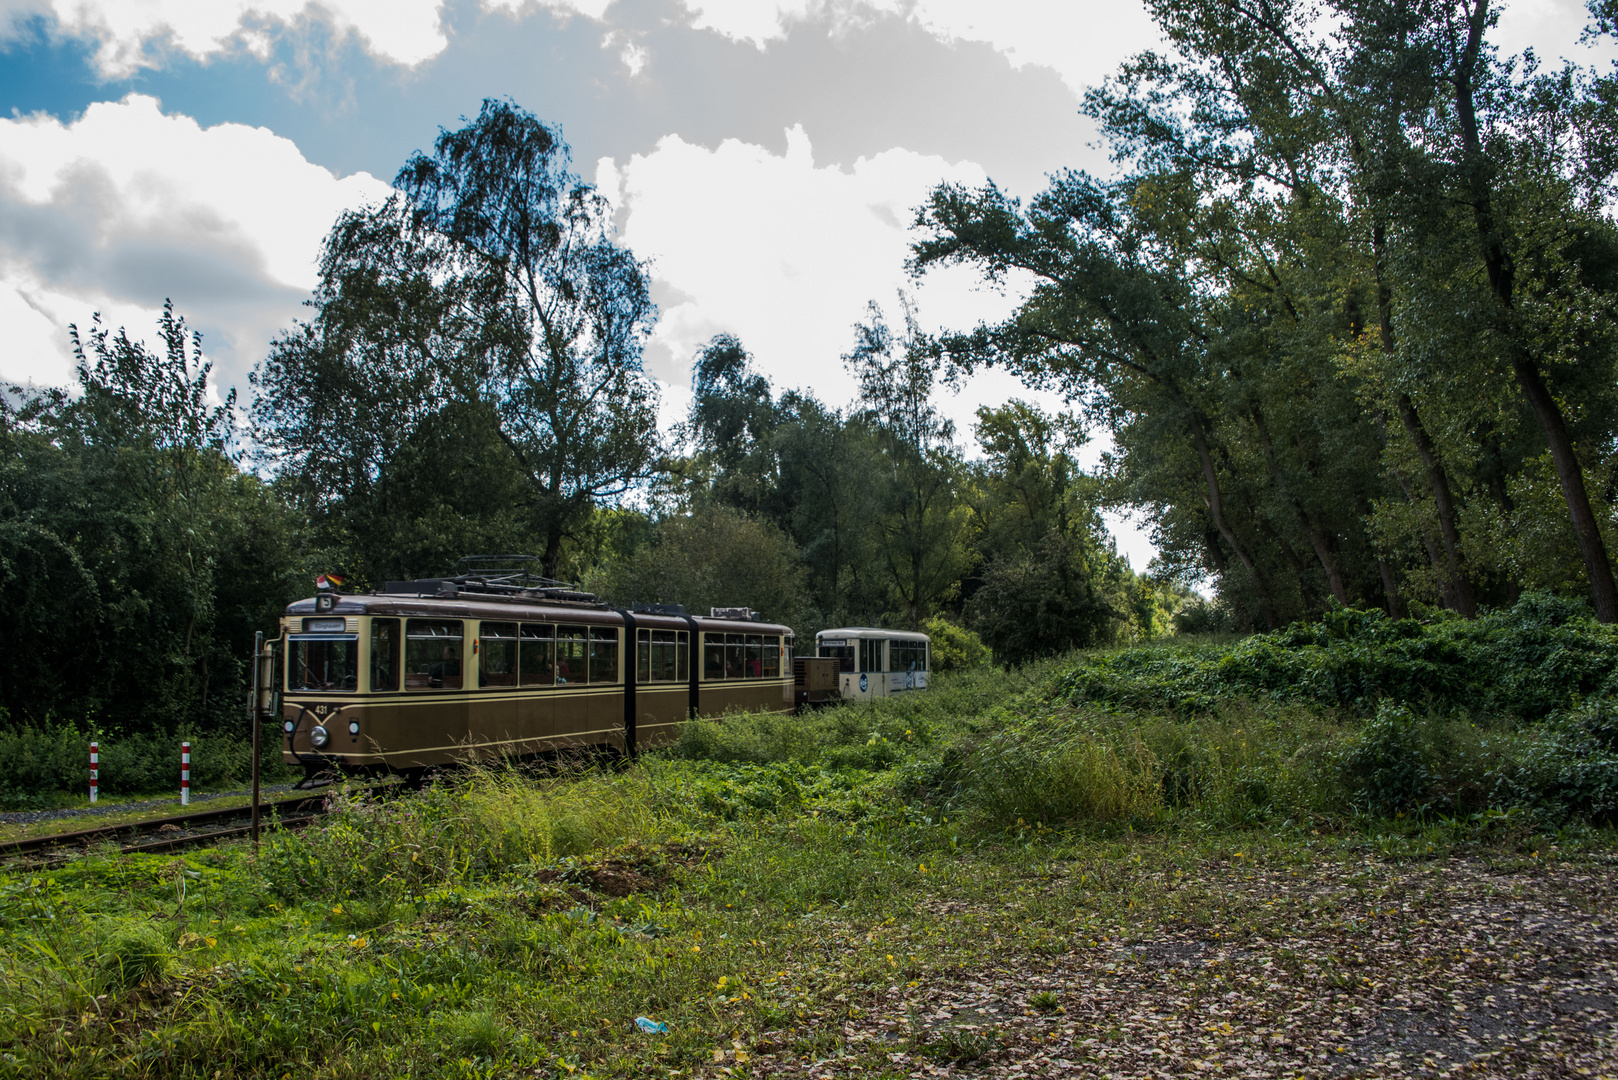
[1,636,1615,1078]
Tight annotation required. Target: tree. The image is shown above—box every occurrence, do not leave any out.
[257,99,661,580]
[846,298,971,626]
[585,504,810,630]
[3,303,299,731]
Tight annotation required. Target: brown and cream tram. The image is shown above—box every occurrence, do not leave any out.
[277,566,793,781]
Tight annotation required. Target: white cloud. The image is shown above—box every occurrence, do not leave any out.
[5,0,449,75]
[681,0,1161,95]
[601,125,1013,413]
[0,94,391,386]
[482,0,614,21]
[601,123,1158,564]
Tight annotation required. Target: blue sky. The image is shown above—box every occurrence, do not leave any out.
[0,0,1610,569]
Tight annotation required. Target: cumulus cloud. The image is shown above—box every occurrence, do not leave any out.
[599,125,1012,407]
[0,94,390,386]
[2,0,449,75]
[599,123,1159,566]
[682,0,1160,94]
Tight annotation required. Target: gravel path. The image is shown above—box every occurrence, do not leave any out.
[748,854,1618,1079]
[0,783,301,827]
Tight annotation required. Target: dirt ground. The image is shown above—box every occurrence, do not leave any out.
[750,853,1618,1078]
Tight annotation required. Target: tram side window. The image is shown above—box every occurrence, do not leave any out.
[480,622,518,688]
[370,619,398,692]
[721,633,743,678]
[703,634,725,680]
[289,636,358,691]
[858,638,884,674]
[745,635,763,678]
[891,640,927,672]
[405,620,463,690]
[519,623,555,686]
[589,627,618,683]
[652,629,683,681]
[636,629,684,682]
[819,643,855,672]
[556,626,587,684]
[761,635,781,678]
[677,631,689,681]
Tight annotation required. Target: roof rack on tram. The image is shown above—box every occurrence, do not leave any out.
[381,555,600,604]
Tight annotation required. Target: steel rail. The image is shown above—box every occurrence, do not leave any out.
[0,783,397,859]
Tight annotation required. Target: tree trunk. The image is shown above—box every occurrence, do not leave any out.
[1509,355,1618,619]
[1191,415,1279,627]
[1250,406,1348,605]
[1450,0,1618,621]
[1378,558,1407,619]
[1371,223,1475,615]
[1393,470,1457,610]
[1394,393,1475,617]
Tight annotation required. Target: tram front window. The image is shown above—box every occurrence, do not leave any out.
[289,637,358,691]
[819,643,854,672]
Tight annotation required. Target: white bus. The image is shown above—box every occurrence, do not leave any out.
[815,627,930,702]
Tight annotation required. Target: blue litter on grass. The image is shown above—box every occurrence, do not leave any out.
[634,1017,669,1034]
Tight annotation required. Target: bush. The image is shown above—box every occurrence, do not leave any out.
[1055,593,1618,720]
[1338,704,1434,814]
[965,533,1121,666]
[921,616,989,673]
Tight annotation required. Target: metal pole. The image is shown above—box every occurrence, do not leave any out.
[181,742,190,806]
[89,741,98,804]
[251,631,263,851]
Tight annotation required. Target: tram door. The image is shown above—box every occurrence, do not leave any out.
[840,637,887,701]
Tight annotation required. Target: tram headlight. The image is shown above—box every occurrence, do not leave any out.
[348,721,360,736]
[309,725,330,749]
[283,721,294,734]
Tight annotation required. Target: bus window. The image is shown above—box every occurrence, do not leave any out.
[405,620,463,690]
[289,635,358,691]
[859,638,883,674]
[556,626,587,684]
[370,618,398,692]
[703,634,725,680]
[589,627,619,683]
[891,640,927,672]
[762,635,781,678]
[480,622,518,688]
[519,623,555,686]
[819,641,854,672]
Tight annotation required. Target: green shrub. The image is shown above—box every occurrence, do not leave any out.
[1338,704,1435,814]
[922,616,989,673]
[1056,593,1618,720]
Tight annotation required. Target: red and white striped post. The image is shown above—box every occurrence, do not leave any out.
[89,742,99,804]
[181,741,191,806]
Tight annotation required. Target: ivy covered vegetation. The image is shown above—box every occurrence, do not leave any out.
[3,607,1616,1077]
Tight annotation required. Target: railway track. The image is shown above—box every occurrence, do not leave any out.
[0,783,399,859]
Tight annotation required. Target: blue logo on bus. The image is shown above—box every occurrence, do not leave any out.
[859,673,868,692]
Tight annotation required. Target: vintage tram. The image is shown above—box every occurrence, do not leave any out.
[813,627,930,703]
[277,561,793,781]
